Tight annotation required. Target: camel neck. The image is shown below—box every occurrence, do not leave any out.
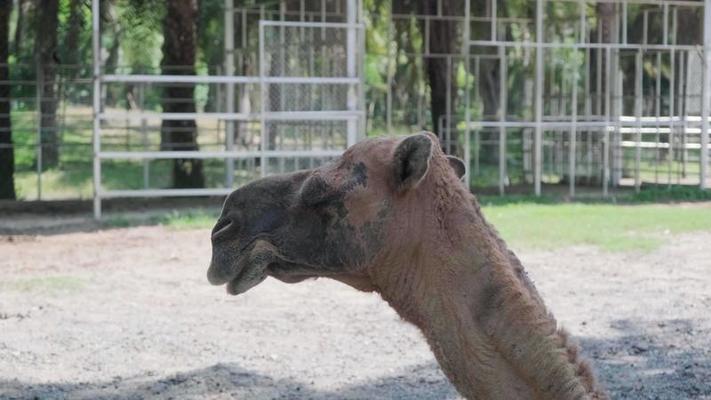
[374,200,605,400]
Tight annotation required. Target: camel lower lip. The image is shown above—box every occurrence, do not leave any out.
[223,256,251,295]
[226,276,242,295]
[223,258,271,296]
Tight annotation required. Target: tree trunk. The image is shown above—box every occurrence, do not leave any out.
[12,0,22,55]
[65,0,84,68]
[417,0,462,153]
[471,0,499,119]
[0,0,15,199]
[160,0,205,188]
[36,0,60,169]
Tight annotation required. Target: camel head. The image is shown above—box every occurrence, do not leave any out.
[206,132,466,295]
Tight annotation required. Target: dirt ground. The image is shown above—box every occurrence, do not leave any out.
[1,223,710,400]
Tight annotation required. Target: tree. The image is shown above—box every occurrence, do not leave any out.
[391,0,464,152]
[160,0,205,188]
[0,0,14,199]
[13,0,23,55]
[418,0,463,147]
[35,0,60,168]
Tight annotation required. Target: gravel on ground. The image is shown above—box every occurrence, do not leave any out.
[1,225,710,399]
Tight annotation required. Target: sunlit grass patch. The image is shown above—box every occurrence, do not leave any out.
[102,208,219,230]
[0,276,86,293]
[483,203,711,252]
[153,209,220,230]
[98,197,711,253]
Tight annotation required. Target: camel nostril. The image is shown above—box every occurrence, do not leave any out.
[211,217,235,240]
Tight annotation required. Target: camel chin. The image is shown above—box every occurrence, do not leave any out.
[268,270,317,284]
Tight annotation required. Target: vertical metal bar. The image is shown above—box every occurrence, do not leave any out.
[474,56,480,178]
[585,47,592,181]
[612,2,621,188]
[701,0,711,189]
[498,45,507,195]
[35,64,42,200]
[346,0,358,146]
[140,83,149,189]
[386,0,393,134]
[669,49,675,187]
[224,0,235,188]
[320,0,326,154]
[613,52,622,188]
[622,1,627,44]
[358,12,366,141]
[603,47,611,197]
[259,21,267,178]
[677,50,684,185]
[643,11,648,45]
[300,0,305,40]
[635,49,642,192]
[672,6,678,47]
[663,3,669,45]
[655,51,661,185]
[463,0,471,187]
[445,55,452,154]
[92,0,101,219]
[534,0,543,196]
[570,56,578,198]
[491,0,497,41]
[596,27,602,130]
[682,50,690,178]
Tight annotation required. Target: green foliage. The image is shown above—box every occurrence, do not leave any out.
[118,0,165,72]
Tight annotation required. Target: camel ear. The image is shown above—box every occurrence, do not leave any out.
[447,156,466,180]
[393,134,433,191]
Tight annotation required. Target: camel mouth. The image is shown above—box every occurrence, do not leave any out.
[225,260,270,296]
[208,239,278,296]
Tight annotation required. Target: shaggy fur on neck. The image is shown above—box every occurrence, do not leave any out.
[369,144,608,400]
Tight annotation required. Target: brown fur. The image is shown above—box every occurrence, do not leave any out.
[362,135,607,399]
[208,132,609,399]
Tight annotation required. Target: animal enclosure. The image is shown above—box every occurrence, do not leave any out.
[2,0,710,215]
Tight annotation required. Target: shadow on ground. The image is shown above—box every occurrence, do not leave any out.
[580,318,711,400]
[0,362,459,400]
[1,326,709,399]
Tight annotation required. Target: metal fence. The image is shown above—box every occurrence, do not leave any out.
[90,0,365,217]
[2,0,710,214]
[368,0,711,197]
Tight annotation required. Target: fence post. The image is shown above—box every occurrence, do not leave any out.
[701,0,710,189]
[534,0,543,196]
[92,0,101,219]
[225,0,235,188]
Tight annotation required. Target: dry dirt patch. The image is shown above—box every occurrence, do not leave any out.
[0,226,710,399]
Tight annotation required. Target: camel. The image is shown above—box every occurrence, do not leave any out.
[207,132,608,399]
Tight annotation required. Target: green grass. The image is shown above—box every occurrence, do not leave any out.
[483,203,711,251]
[0,276,86,293]
[102,208,220,230]
[104,201,711,253]
[152,209,221,229]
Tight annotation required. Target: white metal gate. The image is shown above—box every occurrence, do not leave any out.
[90,0,364,219]
[258,19,365,177]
